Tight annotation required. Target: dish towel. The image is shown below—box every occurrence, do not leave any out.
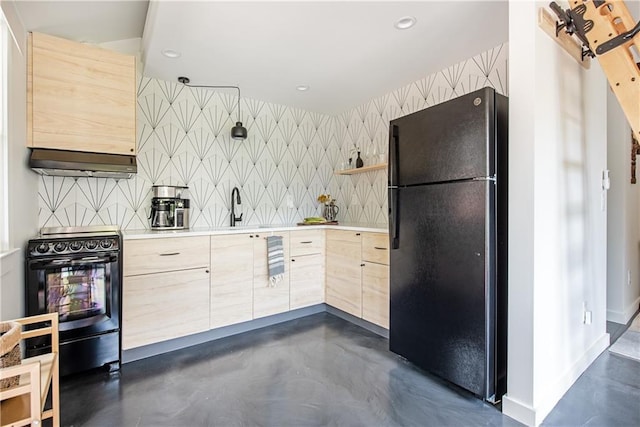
[267,235,285,286]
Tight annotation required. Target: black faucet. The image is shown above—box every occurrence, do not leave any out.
[230,187,243,227]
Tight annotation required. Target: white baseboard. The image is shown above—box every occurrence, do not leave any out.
[607,296,640,324]
[502,333,610,427]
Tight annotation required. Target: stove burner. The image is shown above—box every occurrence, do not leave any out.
[53,242,67,253]
[85,240,98,250]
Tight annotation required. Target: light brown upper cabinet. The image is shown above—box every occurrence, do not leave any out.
[27,32,137,155]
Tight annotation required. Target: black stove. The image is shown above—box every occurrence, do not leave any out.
[26,225,122,376]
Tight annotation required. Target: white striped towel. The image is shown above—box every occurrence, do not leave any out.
[267,235,285,286]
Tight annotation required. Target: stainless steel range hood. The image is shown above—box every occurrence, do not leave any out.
[29,148,137,179]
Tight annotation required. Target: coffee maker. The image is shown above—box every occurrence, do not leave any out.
[149,185,190,230]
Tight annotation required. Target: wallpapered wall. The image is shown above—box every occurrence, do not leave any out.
[37,44,508,230]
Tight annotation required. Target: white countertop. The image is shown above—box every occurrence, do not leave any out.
[122,223,388,240]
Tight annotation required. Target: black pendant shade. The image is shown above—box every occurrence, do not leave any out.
[178,76,248,140]
[231,122,248,140]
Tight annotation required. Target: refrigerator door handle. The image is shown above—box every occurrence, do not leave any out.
[389,124,399,187]
[389,187,399,249]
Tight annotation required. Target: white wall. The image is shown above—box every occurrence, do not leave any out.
[606,2,640,325]
[606,89,640,323]
[503,1,609,425]
[0,1,38,320]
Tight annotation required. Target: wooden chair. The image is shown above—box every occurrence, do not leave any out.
[0,313,59,427]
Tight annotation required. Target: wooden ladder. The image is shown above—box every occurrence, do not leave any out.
[540,0,640,139]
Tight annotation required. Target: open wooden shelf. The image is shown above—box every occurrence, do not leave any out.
[335,163,387,175]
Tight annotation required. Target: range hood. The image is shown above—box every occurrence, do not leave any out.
[29,148,137,179]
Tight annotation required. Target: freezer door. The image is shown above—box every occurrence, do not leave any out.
[389,87,496,186]
[389,180,497,399]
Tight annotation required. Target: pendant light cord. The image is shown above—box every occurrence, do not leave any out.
[178,78,241,122]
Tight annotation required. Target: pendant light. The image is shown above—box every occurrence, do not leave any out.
[177,76,247,140]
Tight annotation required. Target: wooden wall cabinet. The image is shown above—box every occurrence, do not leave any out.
[122,236,211,350]
[290,230,325,309]
[27,32,137,155]
[325,230,362,317]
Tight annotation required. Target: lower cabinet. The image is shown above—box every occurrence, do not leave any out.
[361,232,390,329]
[325,230,390,328]
[362,262,390,329]
[210,232,291,326]
[325,230,362,317]
[290,253,324,309]
[210,234,254,328]
[253,232,290,319]
[122,267,210,349]
[122,228,389,352]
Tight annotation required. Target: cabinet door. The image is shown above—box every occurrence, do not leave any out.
[253,232,290,319]
[210,234,254,328]
[362,262,390,329]
[290,254,324,309]
[28,32,136,155]
[325,230,362,317]
[123,268,210,349]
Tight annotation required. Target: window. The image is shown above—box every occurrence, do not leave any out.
[0,13,7,251]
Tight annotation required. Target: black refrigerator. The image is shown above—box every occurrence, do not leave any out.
[388,87,508,403]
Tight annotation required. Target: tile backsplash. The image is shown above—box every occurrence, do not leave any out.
[37,44,508,230]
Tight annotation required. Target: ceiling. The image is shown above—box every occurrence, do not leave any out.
[13,1,508,115]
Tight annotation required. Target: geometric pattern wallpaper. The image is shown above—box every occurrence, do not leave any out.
[38,43,508,230]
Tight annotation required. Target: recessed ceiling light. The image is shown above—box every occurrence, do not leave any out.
[394,16,417,30]
[162,49,181,58]
[296,85,310,91]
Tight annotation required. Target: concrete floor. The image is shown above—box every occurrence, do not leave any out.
[60,313,640,426]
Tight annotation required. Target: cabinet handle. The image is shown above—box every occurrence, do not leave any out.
[300,241,312,244]
[256,234,260,238]
[205,269,210,273]
[374,247,388,250]
[361,263,365,267]
[159,252,180,256]
[249,235,254,238]
[355,233,361,236]
[291,258,296,262]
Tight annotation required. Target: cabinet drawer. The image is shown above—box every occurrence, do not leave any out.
[124,236,210,276]
[290,230,324,256]
[326,229,362,245]
[362,233,389,265]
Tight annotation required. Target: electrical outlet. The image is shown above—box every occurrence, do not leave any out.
[286,194,294,209]
[582,301,592,325]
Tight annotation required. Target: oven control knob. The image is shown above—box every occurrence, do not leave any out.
[69,241,83,252]
[53,242,67,253]
[35,243,49,254]
[100,239,113,249]
[85,240,98,250]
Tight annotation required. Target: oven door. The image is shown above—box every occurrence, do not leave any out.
[26,252,120,340]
